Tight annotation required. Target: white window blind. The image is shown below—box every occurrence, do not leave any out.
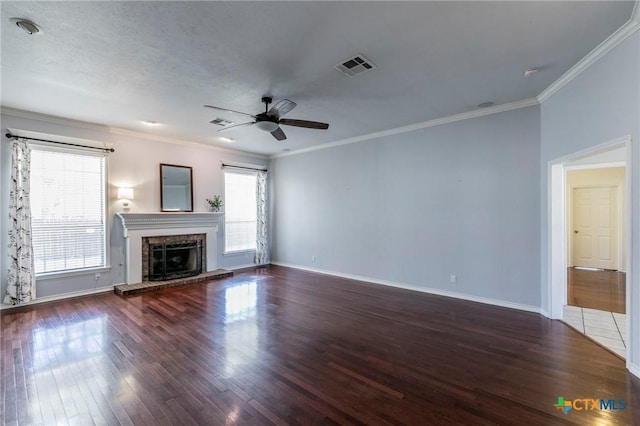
[224,170,257,252]
[30,147,107,274]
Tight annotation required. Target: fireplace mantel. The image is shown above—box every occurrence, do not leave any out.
[116,213,221,284]
[117,213,222,236]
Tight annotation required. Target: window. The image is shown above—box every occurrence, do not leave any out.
[30,146,107,274]
[224,170,257,252]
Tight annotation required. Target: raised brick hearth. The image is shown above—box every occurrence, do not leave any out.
[114,269,233,296]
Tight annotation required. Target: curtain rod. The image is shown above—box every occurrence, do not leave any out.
[221,163,267,172]
[5,132,115,153]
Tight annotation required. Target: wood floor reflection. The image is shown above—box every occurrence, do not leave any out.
[2,265,638,424]
[567,267,626,314]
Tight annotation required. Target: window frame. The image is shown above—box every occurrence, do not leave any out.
[29,142,110,278]
[223,168,258,255]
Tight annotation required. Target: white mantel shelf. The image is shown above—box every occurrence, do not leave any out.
[116,212,223,236]
[116,212,221,284]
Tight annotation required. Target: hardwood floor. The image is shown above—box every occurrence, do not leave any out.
[567,267,626,314]
[2,265,639,425]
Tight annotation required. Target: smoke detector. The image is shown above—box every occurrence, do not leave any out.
[10,18,41,35]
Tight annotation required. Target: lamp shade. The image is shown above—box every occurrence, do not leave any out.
[117,187,134,200]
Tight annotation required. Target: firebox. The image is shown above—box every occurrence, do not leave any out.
[149,240,202,281]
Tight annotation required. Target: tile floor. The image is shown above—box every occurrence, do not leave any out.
[563,305,626,359]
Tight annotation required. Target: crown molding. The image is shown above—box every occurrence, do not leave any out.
[271,97,539,159]
[7,127,110,149]
[538,12,640,103]
[1,106,268,159]
[107,126,267,159]
[1,106,112,132]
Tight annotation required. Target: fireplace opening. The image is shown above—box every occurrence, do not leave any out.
[149,240,202,281]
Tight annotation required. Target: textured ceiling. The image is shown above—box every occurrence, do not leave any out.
[0,1,635,156]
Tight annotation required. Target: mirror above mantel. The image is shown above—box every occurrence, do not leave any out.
[160,163,193,212]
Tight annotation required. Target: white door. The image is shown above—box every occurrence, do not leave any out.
[572,186,618,269]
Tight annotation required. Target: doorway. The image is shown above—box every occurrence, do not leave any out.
[548,136,631,360]
[566,167,626,316]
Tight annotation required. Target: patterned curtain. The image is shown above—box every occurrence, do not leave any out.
[4,138,36,305]
[255,170,269,265]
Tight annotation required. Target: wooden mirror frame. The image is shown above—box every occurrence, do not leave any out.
[160,163,194,212]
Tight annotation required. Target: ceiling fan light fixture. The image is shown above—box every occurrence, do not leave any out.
[255,121,279,132]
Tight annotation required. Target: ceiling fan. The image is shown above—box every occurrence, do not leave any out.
[205,97,329,141]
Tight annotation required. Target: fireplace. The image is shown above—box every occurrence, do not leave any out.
[116,213,219,284]
[142,233,206,282]
[149,240,202,281]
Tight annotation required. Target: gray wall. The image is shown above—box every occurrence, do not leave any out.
[0,112,268,300]
[540,32,640,368]
[270,106,541,308]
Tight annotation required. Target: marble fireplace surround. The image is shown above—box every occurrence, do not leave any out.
[116,213,220,284]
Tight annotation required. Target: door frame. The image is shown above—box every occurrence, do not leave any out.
[547,136,631,361]
[566,182,624,271]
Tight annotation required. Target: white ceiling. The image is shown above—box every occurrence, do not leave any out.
[0,1,635,156]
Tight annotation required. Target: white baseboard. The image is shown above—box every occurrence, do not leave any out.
[629,361,640,379]
[271,262,542,314]
[227,263,258,271]
[0,284,117,311]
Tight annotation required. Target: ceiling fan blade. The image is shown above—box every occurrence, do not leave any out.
[216,122,255,133]
[204,105,256,118]
[270,127,287,141]
[268,99,297,117]
[279,118,329,130]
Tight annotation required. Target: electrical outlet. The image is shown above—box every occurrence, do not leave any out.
[450,275,456,284]
[311,255,316,262]
[95,273,101,281]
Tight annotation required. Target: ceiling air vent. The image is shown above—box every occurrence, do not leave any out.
[335,54,376,77]
[210,117,234,126]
